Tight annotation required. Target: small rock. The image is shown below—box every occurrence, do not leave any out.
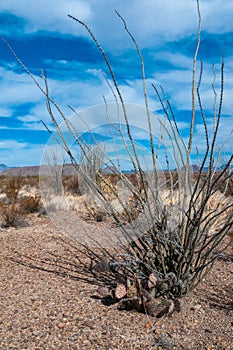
[57,322,66,329]
[144,298,171,317]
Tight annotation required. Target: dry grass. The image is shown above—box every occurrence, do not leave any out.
[0,175,42,227]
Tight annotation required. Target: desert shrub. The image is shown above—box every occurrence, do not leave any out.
[0,176,6,193]
[0,175,25,226]
[6,0,233,315]
[19,194,42,214]
[213,173,233,197]
[3,176,23,203]
[0,174,41,226]
[61,8,233,305]
[99,177,118,201]
[107,174,120,186]
[24,176,40,189]
[63,175,81,195]
[83,201,106,222]
[0,202,25,227]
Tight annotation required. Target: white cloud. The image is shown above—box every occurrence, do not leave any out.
[17,114,40,122]
[16,70,161,127]
[85,0,233,50]
[102,0,197,48]
[0,140,28,150]
[0,66,43,106]
[176,121,190,130]
[150,55,233,115]
[155,52,194,70]
[0,107,13,117]
[0,143,45,167]
[0,0,232,50]
[201,0,233,34]
[181,115,233,156]
[0,0,92,36]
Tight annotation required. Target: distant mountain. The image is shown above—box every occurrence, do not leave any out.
[1,162,231,177]
[174,164,200,173]
[190,164,200,172]
[0,164,11,173]
[1,164,78,177]
[175,163,232,173]
[2,165,42,176]
[102,165,121,174]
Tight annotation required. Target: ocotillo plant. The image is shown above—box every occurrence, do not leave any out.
[3,0,232,314]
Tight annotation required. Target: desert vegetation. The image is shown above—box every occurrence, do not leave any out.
[0,174,41,227]
[37,0,233,315]
[1,0,232,334]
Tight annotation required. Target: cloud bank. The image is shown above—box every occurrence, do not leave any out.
[0,0,232,166]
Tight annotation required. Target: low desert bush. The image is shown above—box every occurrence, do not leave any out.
[0,175,41,226]
[3,175,23,203]
[0,175,25,226]
[19,194,42,214]
[0,202,25,227]
[24,175,40,189]
[63,175,81,195]
[83,201,106,222]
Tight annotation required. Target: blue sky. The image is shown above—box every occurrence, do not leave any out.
[0,0,232,167]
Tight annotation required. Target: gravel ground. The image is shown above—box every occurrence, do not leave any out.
[0,214,232,349]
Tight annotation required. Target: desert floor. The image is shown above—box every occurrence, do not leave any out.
[0,213,232,350]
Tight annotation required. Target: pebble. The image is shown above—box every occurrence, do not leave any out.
[57,322,66,329]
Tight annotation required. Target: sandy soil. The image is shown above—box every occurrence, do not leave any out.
[0,213,232,349]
